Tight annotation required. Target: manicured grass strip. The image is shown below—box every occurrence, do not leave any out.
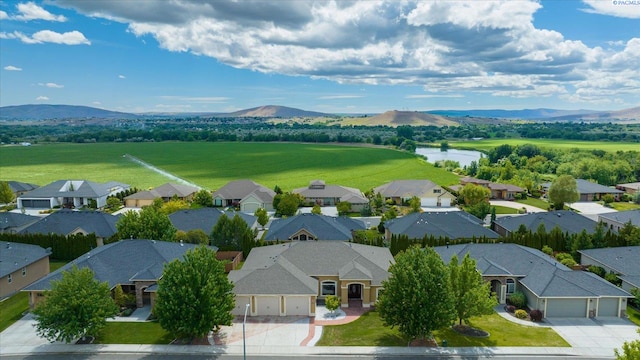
[450,139,640,153]
[627,306,640,327]
[492,205,518,214]
[317,310,569,347]
[50,260,67,272]
[0,292,29,332]
[610,202,640,211]
[516,197,549,210]
[95,322,173,344]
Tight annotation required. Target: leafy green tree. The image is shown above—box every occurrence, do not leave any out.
[377,246,455,344]
[325,295,340,316]
[210,213,256,256]
[113,284,136,309]
[311,204,322,215]
[193,189,213,207]
[467,201,490,220]
[0,181,15,204]
[490,206,497,223]
[383,206,398,220]
[160,199,190,215]
[106,197,121,211]
[155,246,234,341]
[276,193,302,217]
[337,201,352,216]
[409,196,421,213]
[449,254,497,325]
[440,140,449,151]
[615,329,640,360]
[396,125,414,140]
[459,183,491,206]
[619,220,640,246]
[33,265,118,343]
[187,229,209,245]
[548,175,579,210]
[254,208,269,229]
[116,207,176,241]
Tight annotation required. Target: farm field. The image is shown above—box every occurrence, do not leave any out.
[449,138,639,153]
[0,142,460,191]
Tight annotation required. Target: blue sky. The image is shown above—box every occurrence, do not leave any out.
[1,0,638,114]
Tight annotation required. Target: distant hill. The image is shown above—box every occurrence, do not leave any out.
[0,104,139,120]
[344,110,459,127]
[427,108,599,120]
[549,106,640,123]
[226,105,334,118]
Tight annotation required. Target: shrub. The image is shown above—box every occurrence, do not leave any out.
[605,273,622,286]
[541,245,553,256]
[121,308,133,317]
[529,309,543,322]
[508,291,527,309]
[506,305,516,313]
[602,194,615,204]
[515,309,528,319]
[555,252,573,262]
[560,258,577,267]
[588,265,606,278]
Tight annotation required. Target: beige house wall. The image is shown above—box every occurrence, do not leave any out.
[1,256,49,299]
[125,198,154,208]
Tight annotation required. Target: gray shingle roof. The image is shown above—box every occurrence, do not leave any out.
[598,210,640,227]
[386,211,500,239]
[212,180,275,202]
[0,242,50,278]
[7,181,39,194]
[493,210,597,236]
[264,213,365,241]
[293,181,367,204]
[19,209,119,238]
[0,212,40,232]
[373,180,439,198]
[169,207,256,232]
[19,180,129,199]
[541,179,623,195]
[24,240,216,291]
[578,246,640,276]
[124,183,199,200]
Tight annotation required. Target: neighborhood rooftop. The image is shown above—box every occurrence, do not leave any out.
[0,242,50,278]
[264,213,365,241]
[385,211,499,239]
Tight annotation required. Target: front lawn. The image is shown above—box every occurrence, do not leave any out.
[317,310,569,347]
[516,197,549,210]
[610,202,640,211]
[492,205,518,214]
[0,292,29,332]
[95,322,173,344]
[627,306,640,327]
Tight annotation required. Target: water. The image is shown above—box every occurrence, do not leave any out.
[415,148,483,168]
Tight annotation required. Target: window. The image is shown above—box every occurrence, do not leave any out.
[433,189,441,194]
[7,274,12,284]
[22,267,26,276]
[321,281,336,296]
[506,279,515,294]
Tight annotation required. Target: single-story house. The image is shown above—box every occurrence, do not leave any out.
[579,246,640,292]
[598,210,640,233]
[17,180,130,210]
[23,239,215,309]
[1,242,50,299]
[0,212,40,234]
[450,177,526,201]
[228,241,394,316]
[169,207,258,233]
[212,180,276,213]
[373,179,455,207]
[293,180,368,211]
[124,183,200,208]
[616,182,640,195]
[19,209,119,246]
[541,179,623,202]
[264,213,365,242]
[434,243,631,318]
[385,211,500,240]
[492,210,597,237]
[7,181,39,198]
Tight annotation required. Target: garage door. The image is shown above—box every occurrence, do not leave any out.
[440,198,451,207]
[232,296,251,316]
[242,202,260,213]
[546,298,587,317]
[256,296,279,316]
[421,198,437,207]
[598,298,619,317]
[21,199,51,208]
[285,296,309,316]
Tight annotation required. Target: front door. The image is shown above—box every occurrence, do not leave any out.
[348,284,362,299]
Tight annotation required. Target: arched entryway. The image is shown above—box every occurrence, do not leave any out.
[347,283,363,308]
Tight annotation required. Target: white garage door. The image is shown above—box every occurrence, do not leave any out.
[440,198,451,207]
[421,197,437,207]
[232,296,251,316]
[546,298,587,317]
[242,202,260,213]
[257,296,280,316]
[598,298,619,317]
[285,296,309,316]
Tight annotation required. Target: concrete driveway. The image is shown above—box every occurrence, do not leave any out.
[490,200,546,213]
[547,317,639,357]
[569,202,617,221]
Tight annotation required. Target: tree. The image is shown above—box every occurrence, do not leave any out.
[193,189,213,207]
[396,125,414,140]
[337,201,352,216]
[449,254,496,325]
[160,199,189,215]
[106,197,121,211]
[490,206,497,223]
[210,213,256,256]
[459,183,490,206]
[254,208,269,229]
[548,175,579,210]
[440,140,449,151]
[116,207,176,241]
[0,181,15,204]
[615,329,640,360]
[311,204,322,215]
[276,193,302,217]
[154,246,235,341]
[325,295,340,317]
[409,196,421,213]
[377,246,455,344]
[33,265,118,343]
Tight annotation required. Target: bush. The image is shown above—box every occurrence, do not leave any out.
[560,258,577,267]
[508,291,527,309]
[588,265,606,278]
[602,194,615,204]
[506,305,516,313]
[121,308,133,317]
[555,252,573,262]
[515,309,528,319]
[541,245,553,256]
[529,309,543,322]
[605,273,622,286]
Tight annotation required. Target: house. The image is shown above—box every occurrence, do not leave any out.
[123,182,199,208]
[492,210,598,237]
[450,177,526,201]
[228,241,394,316]
[264,213,365,242]
[17,180,130,210]
[385,211,500,240]
[293,180,368,211]
[434,243,631,318]
[6,181,39,198]
[373,179,455,207]
[19,209,119,246]
[541,179,623,202]
[169,207,258,233]
[0,212,40,234]
[579,246,640,292]
[1,242,50,299]
[23,239,215,309]
[212,180,275,213]
[616,182,640,195]
[598,210,640,232]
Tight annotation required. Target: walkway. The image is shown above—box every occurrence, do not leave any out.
[490,200,546,213]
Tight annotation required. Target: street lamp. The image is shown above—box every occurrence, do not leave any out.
[243,303,250,360]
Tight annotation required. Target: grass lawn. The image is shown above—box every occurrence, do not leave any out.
[0,292,29,332]
[50,260,67,272]
[492,205,518,214]
[317,310,569,347]
[0,142,459,191]
[95,322,173,344]
[627,306,640,327]
[450,139,640,153]
[610,202,640,211]
[516,196,549,210]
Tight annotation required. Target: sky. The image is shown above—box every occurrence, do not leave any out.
[0,0,639,114]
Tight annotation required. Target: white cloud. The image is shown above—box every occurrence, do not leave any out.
[4,65,22,71]
[0,10,8,20]
[36,96,49,101]
[92,101,102,105]
[118,74,126,79]
[39,82,64,88]
[0,30,90,45]
[318,95,364,100]
[14,2,67,22]
[581,0,640,19]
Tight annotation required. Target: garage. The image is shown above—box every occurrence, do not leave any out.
[285,296,309,316]
[256,296,280,316]
[241,202,260,213]
[20,199,51,208]
[440,198,452,207]
[420,197,437,207]
[232,296,251,316]
[598,298,619,317]
[546,298,588,318]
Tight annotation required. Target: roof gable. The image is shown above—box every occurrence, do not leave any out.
[494,210,597,235]
[265,214,365,241]
[19,210,119,238]
[0,242,50,278]
[386,211,499,239]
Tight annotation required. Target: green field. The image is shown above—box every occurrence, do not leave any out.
[449,139,639,153]
[0,142,460,191]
